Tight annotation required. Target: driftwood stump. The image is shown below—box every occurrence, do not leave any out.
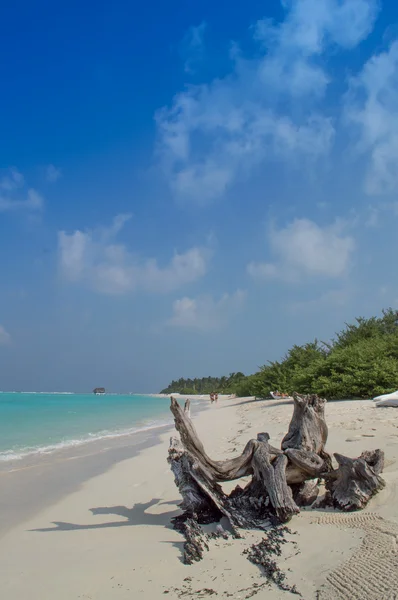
[282,393,328,454]
[325,450,385,510]
[167,393,385,565]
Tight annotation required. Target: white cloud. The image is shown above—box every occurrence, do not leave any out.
[288,287,353,313]
[345,40,398,195]
[58,230,89,282]
[0,325,11,345]
[156,0,378,204]
[0,190,43,212]
[247,262,278,279]
[248,218,355,281]
[181,22,207,73]
[100,213,132,239]
[0,167,43,213]
[46,165,62,183]
[167,289,246,331]
[269,0,378,52]
[0,168,24,191]
[58,215,210,295]
[365,205,380,227]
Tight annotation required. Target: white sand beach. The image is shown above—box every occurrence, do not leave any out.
[0,396,397,599]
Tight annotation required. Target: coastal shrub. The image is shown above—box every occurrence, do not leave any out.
[160,309,398,400]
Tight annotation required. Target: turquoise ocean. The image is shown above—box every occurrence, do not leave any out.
[0,392,180,462]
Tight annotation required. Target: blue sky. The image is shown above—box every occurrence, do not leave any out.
[2,0,398,392]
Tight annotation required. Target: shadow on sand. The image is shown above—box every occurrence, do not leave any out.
[219,397,261,408]
[30,498,181,533]
[220,397,294,409]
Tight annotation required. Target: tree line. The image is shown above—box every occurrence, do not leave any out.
[160,309,398,400]
[160,372,246,395]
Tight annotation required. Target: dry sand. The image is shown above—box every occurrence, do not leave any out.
[0,396,397,599]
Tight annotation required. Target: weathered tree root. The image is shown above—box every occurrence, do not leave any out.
[168,393,386,573]
[324,450,385,511]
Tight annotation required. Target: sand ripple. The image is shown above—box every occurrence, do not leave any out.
[314,513,398,600]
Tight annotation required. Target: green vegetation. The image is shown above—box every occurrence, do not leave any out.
[160,372,247,395]
[160,309,398,400]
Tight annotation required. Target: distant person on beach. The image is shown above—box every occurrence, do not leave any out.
[210,392,214,403]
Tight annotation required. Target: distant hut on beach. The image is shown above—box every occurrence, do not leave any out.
[93,387,105,395]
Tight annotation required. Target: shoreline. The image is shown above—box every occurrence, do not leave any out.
[0,420,173,466]
[0,396,397,599]
[0,393,232,466]
[0,394,221,535]
[0,424,171,537]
